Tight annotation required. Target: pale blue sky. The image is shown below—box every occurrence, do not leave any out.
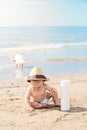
[0,0,87,26]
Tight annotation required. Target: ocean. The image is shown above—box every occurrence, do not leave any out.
[0,26,87,79]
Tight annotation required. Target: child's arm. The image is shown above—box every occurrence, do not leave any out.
[46,84,57,96]
[46,84,60,106]
[25,86,34,112]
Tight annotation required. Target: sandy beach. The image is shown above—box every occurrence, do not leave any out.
[0,72,87,130]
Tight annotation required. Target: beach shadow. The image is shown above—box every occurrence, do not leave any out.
[40,104,61,111]
[69,106,87,113]
[41,104,87,113]
[20,105,87,115]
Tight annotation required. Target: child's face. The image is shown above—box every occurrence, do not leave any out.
[31,80,44,88]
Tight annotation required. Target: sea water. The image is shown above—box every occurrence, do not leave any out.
[0,26,87,79]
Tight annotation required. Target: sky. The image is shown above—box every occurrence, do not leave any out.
[0,0,87,26]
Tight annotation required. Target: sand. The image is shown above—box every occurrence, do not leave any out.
[0,73,87,130]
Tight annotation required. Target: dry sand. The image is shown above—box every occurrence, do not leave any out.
[0,73,87,130]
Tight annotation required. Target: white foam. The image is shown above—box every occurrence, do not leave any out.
[0,44,62,55]
[0,42,87,55]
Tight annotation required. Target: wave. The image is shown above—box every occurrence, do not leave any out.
[0,42,87,55]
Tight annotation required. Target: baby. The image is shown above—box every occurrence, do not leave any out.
[25,67,60,112]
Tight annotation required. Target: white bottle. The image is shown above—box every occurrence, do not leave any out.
[61,80,70,111]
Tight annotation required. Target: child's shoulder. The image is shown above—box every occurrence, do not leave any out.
[27,85,33,90]
[44,83,53,89]
[43,83,49,87]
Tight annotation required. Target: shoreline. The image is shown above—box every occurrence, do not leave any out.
[0,72,87,129]
[0,58,87,80]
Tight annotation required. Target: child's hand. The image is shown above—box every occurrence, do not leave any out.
[27,107,34,112]
[50,88,56,96]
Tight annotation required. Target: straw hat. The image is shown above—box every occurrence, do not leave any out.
[26,67,49,82]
